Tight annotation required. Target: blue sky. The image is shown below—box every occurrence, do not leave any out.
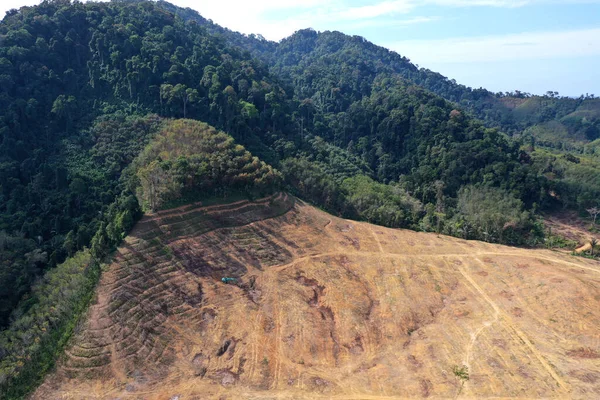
[3,0,599,96]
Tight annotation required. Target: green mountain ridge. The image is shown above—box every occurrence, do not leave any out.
[157,1,600,145]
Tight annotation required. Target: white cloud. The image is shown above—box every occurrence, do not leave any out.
[424,0,599,7]
[1,0,42,14]
[161,0,326,40]
[176,0,600,40]
[386,28,600,64]
[348,15,441,29]
[428,0,529,7]
[337,1,413,20]
[399,15,442,24]
[2,0,600,42]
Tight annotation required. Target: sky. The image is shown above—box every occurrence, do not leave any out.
[2,0,600,97]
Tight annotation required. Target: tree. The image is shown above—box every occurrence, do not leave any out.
[160,84,199,118]
[452,364,469,397]
[51,95,77,133]
[133,120,281,211]
[90,223,109,260]
[173,84,199,118]
[456,185,529,244]
[159,83,173,114]
[587,207,600,225]
[136,160,178,212]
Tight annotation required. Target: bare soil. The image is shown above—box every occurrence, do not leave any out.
[544,211,599,253]
[34,193,600,399]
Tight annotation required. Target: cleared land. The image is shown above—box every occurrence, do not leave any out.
[544,211,599,253]
[34,193,600,399]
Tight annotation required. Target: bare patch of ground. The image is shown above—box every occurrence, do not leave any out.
[34,193,600,399]
[544,211,599,253]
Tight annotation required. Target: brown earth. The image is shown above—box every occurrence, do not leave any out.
[544,211,599,253]
[34,193,600,399]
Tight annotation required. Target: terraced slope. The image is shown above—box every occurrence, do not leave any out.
[34,193,600,399]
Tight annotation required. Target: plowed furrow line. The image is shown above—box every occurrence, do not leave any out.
[454,255,569,394]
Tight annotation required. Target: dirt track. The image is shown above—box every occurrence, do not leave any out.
[34,194,600,399]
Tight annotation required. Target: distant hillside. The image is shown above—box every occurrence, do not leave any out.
[159,3,600,147]
[269,29,600,145]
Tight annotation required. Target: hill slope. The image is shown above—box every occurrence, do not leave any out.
[34,194,600,399]
[154,4,600,145]
[0,0,557,331]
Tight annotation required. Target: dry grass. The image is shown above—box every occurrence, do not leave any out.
[34,193,600,399]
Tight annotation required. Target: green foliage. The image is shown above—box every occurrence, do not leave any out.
[452,364,470,382]
[530,149,600,212]
[449,185,538,245]
[544,233,578,250]
[0,235,44,327]
[341,175,422,228]
[132,120,282,211]
[280,157,353,217]
[0,112,153,327]
[0,251,100,399]
[90,114,163,176]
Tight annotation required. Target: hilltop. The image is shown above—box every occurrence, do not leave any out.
[33,194,600,399]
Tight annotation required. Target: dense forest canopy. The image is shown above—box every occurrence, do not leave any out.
[0,1,599,397]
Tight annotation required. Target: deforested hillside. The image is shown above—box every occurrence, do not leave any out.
[0,118,283,399]
[33,194,600,399]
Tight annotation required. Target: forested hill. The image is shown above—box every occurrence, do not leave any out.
[163,2,600,214]
[0,0,291,330]
[0,1,598,396]
[0,0,567,328]
[270,29,600,142]
[162,2,600,148]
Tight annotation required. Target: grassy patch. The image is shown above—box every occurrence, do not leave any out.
[452,365,470,382]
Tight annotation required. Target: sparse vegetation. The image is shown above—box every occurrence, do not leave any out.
[0,251,100,399]
[452,364,470,381]
[449,185,542,245]
[587,207,600,225]
[545,233,578,249]
[23,196,600,399]
[452,364,470,396]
